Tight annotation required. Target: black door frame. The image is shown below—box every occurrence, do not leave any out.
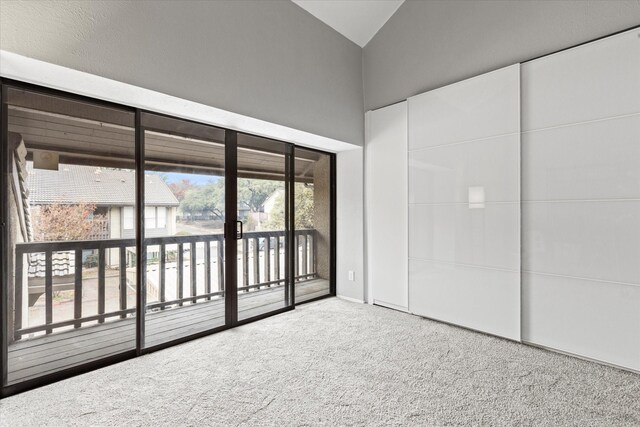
[134,110,298,354]
[0,77,335,398]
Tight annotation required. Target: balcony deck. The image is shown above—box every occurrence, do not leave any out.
[7,279,329,385]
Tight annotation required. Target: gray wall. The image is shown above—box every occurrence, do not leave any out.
[363,0,640,111]
[0,0,364,146]
[336,148,364,302]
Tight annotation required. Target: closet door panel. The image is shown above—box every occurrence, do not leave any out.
[409,65,520,150]
[522,114,640,201]
[521,28,640,370]
[366,102,408,310]
[410,259,520,340]
[409,203,519,271]
[409,134,519,204]
[408,64,520,340]
[522,201,640,285]
[522,28,640,131]
[523,272,640,371]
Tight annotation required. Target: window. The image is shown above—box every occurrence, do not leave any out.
[157,207,167,228]
[141,207,165,229]
[145,206,156,229]
[123,206,134,230]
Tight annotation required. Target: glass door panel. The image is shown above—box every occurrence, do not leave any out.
[2,86,137,385]
[294,148,333,303]
[140,112,226,348]
[236,134,292,321]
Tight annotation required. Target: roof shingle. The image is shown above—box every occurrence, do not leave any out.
[26,163,179,207]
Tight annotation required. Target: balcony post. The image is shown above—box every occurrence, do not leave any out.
[252,237,260,286]
[217,238,224,292]
[45,249,53,333]
[190,242,197,303]
[264,236,271,286]
[118,246,127,318]
[98,248,105,324]
[205,240,211,300]
[75,249,83,326]
[274,236,280,284]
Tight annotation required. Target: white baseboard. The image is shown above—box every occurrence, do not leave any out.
[373,300,408,312]
[337,295,365,304]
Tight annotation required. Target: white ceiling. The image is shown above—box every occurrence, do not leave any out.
[292,0,404,47]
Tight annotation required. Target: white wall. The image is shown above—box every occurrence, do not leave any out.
[336,148,365,302]
[521,28,640,370]
[407,65,521,341]
[365,102,408,310]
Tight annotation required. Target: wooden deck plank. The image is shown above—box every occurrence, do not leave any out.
[7,280,329,385]
[12,305,224,365]
[8,341,136,384]
[10,280,328,355]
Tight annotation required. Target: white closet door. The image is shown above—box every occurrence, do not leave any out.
[521,28,640,371]
[408,64,521,340]
[366,102,408,311]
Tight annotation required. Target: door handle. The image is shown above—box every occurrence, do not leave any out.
[236,220,243,239]
[224,221,244,239]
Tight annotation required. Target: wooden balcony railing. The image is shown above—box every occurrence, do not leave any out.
[13,229,317,340]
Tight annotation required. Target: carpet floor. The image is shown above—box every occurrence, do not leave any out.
[1,298,639,426]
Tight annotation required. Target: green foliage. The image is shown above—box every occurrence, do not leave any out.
[293,184,314,229]
[179,178,280,221]
[237,178,281,212]
[180,180,225,219]
[264,183,314,231]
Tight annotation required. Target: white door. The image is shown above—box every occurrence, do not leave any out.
[521,28,640,370]
[366,102,408,311]
[407,64,521,340]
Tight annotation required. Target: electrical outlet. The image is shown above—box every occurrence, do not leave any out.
[348,271,355,281]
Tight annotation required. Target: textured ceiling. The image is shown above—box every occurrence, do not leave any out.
[292,0,404,47]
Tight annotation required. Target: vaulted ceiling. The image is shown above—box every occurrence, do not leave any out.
[292,0,404,47]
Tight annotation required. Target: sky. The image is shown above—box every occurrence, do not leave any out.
[150,172,221,186]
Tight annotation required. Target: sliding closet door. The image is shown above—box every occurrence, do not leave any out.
[407,65,521,340]
[521,29,640,370]
[366,102,408,310]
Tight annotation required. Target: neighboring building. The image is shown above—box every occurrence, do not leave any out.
[262,188,283,218]
[27,162,180,243]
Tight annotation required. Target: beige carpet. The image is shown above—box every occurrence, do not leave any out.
[1,298,639,426]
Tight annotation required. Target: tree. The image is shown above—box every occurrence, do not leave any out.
[178,178,281,223]
[180,180,225,219]
[169,179,195,202]
[264,183,314,230]
[238,179,281,213]
[32,203,107,241]
[293,184,314,229]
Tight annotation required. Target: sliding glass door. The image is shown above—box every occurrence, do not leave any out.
[139,112,228,348]
[1,80,335,396]
[293,147,334,303]
[1,85,137,386]
[236,134,293,321]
